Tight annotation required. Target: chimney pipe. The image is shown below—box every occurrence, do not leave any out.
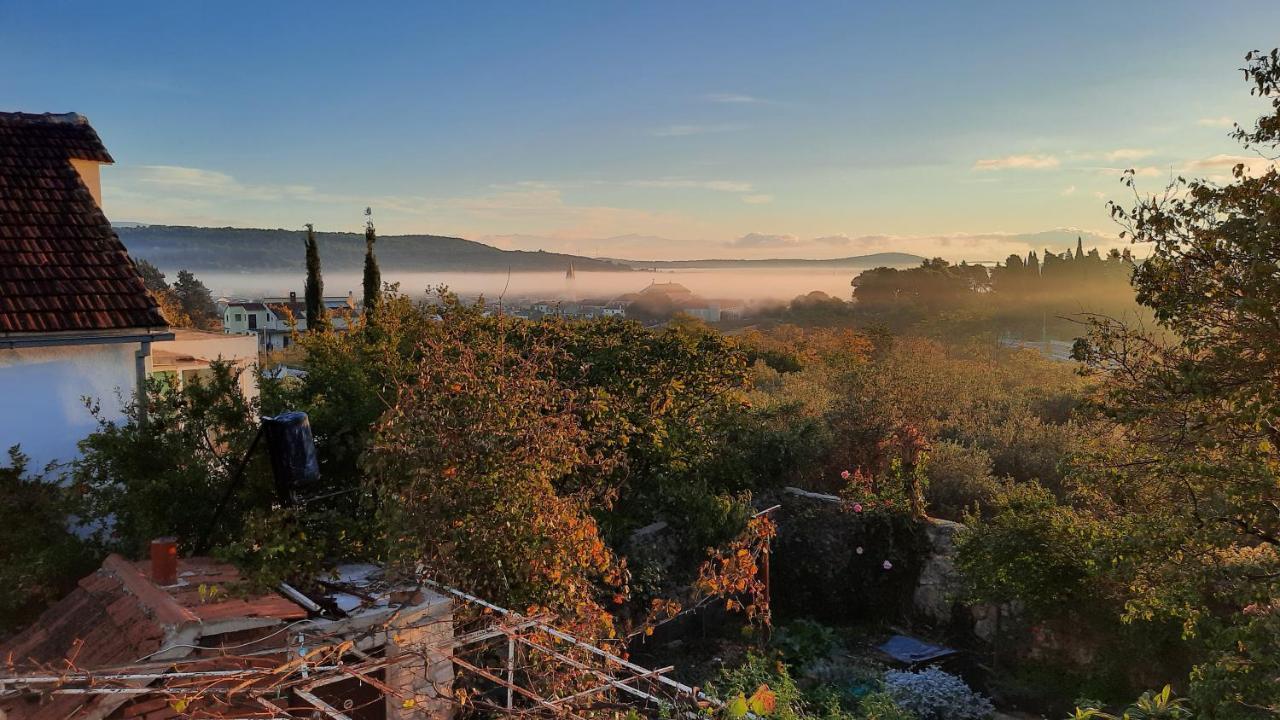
[150,537,178,585]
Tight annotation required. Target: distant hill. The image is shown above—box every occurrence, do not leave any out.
[610,252,925,269]
[115,225,632,273]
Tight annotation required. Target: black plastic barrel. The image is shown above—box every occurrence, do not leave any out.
[262,411,320,505]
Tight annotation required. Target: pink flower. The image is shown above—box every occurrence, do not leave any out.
[855,546,864,555]
[882,560,893,570]
[840,470,851,480]
[852,503,863,513]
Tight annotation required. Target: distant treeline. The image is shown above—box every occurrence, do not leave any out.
[115,225,631,273]
[745,239,1142,341]
[853,238,1135,306]
[846,240,1142,340]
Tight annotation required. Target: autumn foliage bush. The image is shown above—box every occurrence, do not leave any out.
[365,327,627,638]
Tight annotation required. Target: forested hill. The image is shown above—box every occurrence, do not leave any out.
[115,225,632,273]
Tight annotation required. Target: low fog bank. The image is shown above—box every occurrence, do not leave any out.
[197,268,881,305]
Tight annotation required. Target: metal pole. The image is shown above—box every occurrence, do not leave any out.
[506,636,515,710]
[195,423,264,554]
[135,339,151,424]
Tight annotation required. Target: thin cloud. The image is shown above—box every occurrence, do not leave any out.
[131,165,320,201]
[1104,148,1153,162]
[728,232,801,248]
[705,93,769,104]
[972,154,1060,171]
[628,178,754,193]
[741,194,774,204]
[1196,116,1234,128]
[650,123,744,137]
[1094,165,1162,178]
[812,234,853,246]
[1186,154,1278,178]
[1060,185,1076,196]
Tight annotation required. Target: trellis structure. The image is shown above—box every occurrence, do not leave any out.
[0,580,716,720]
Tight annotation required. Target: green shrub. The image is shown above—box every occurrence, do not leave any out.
[772,619,842,667]
[708,654,857,720]
[857,691,917,720]
[922,442,1001,520]
[0,447,96,636]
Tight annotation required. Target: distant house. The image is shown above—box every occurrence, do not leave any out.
[677,302,722,323]
[0,112,171,469]
[639,281,695,303]
[529,300,564,319]
[626,281,725,322]
[223,292,356,350]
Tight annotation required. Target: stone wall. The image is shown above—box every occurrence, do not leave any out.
[912,517,1019,642]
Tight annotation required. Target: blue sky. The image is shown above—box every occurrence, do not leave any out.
[3,1,1278,259]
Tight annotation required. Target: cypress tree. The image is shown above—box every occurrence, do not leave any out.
[303,224,329,331]
[362,207,381,320]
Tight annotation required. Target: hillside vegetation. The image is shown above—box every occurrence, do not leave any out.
[117,224,632,273]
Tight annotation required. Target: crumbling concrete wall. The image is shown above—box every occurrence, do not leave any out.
[385,593,455,720]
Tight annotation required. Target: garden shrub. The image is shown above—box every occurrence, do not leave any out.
[882,667,994,720]
[0,447,96,636]
[857,691,918,720]
[707,654,856,720]
[803,657,887,709]
[772,619,842,667]
[922,441,1000,521]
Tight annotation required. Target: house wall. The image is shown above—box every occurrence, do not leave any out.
[152,331,260,399]
[222,307,271,334]
[68,158,103,207]
[0,343,136,470]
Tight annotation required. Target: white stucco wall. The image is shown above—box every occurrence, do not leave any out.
[0,343,136,472]
[153,329,260,400]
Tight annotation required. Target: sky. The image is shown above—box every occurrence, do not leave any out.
[3,1,1279,261]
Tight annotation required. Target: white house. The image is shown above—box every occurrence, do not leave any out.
[0,112,172,470]
[224,291,356,350]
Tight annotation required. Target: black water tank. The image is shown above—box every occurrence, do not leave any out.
[262,412,320,505]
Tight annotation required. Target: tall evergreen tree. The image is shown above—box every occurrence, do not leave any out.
[172,269,217,329]
[361,207,381,320]
[135,259,169,294]
[303,224,329,331]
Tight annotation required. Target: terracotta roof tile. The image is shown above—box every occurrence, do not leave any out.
[0,111,167,333]
[0,554,312,719]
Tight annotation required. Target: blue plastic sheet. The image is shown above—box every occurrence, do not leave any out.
[878,635,957,665]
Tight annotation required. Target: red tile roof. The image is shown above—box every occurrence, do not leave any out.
[0,112,167,334]
[0,555,307,719]
[137,556,307,624]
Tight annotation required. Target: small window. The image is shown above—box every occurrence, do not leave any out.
[234,312,244,322]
